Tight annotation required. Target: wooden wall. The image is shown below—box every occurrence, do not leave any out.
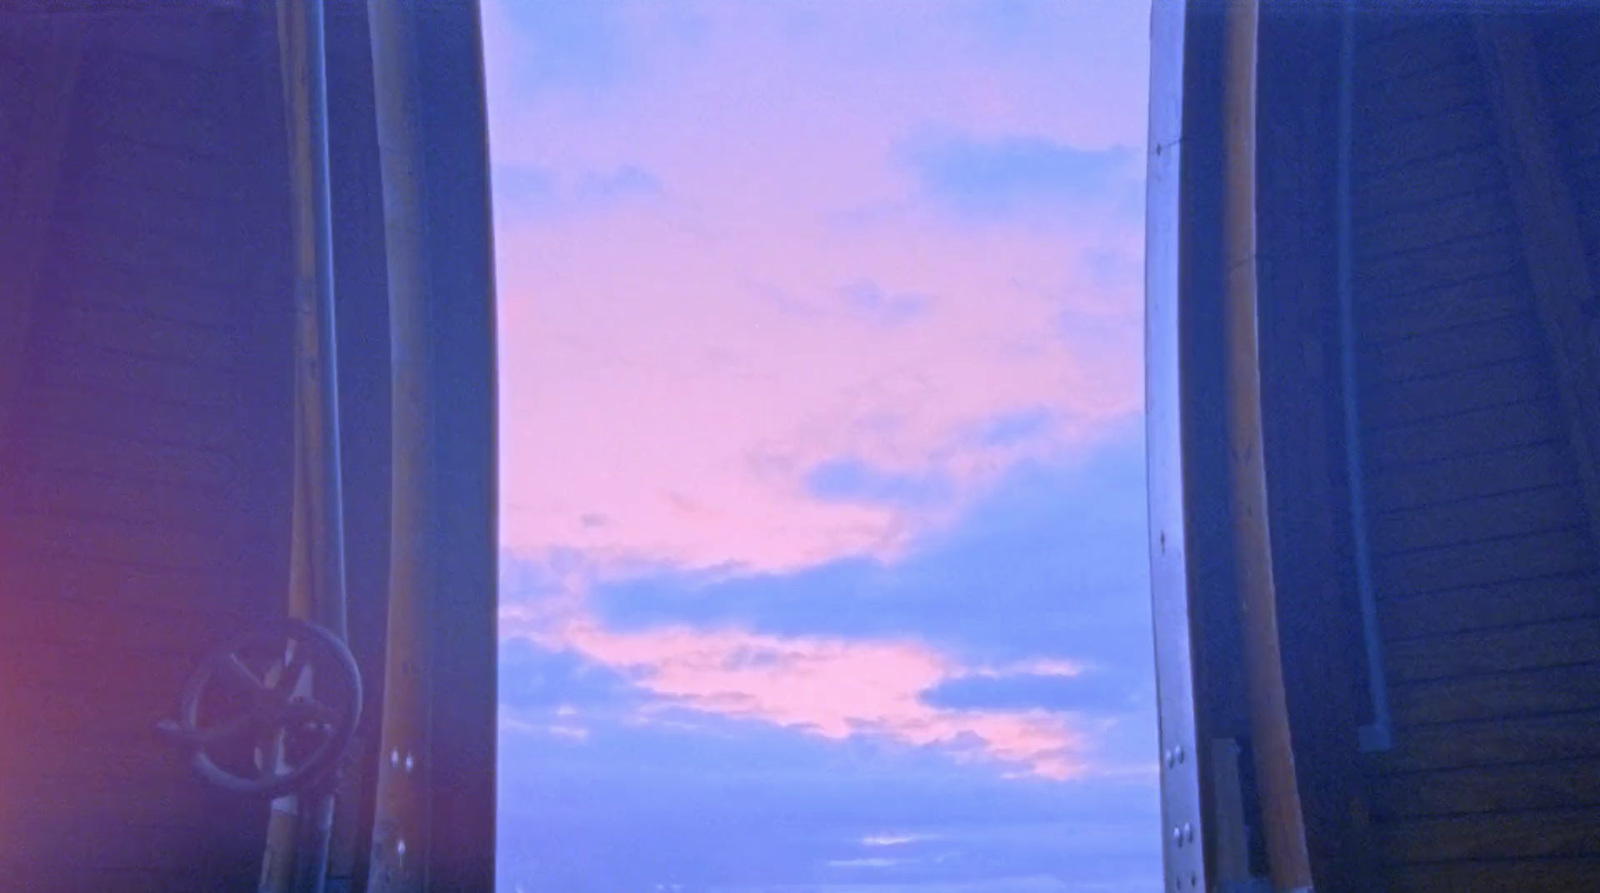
[0,9,295,891]
[1343,12,1600,892]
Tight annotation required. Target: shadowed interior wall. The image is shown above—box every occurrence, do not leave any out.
[0,9,295,891]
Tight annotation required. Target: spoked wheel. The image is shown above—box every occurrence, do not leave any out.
[158,617,361,799]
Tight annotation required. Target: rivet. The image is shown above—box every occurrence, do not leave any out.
[405,753,415,773]
[1172,825,1183,847]
[397,838,406,858]
[1164,749,1176,768]
[390,749,400,766]
[1184,822,1194,843]
[1190,873,1198,887]
[1175,745,1186,765]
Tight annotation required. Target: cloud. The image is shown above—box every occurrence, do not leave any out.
[899,132,1142,224]
[488,1,1149,576]
[492,163,662,224]
[837,280,936,326]
[920,670,1140,715]
[499,427,1155,781]
[484,3,1159,889]
[502,605,1088,780]
[498,705,1160,893]
[590,425,1150,672]
[967,408,1056,448]
[804,458,956,510]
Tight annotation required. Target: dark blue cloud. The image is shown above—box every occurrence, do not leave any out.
[499,639,643,712]
[588,421,1151,677]
[899,132,1140,224]
[494,163,663,224]
[968,408,1056,448]
[497,0,710,96]
[804,458,956,510]
[498,1,630,92]
[577,165,663,203]
[920,670,1140,715]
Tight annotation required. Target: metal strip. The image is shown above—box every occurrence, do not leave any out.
[1146,2,1206,891]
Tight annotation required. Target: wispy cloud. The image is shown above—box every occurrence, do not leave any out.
[899,131,1142,225]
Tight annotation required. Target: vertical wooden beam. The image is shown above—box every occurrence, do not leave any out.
[1475,17,1600,556]
[1221,0,1315,889]
[0,21,84,444]
[366,2,434,889]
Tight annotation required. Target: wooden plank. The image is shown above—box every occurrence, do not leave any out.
[1354,186,1516,265]
[63,166,241,250]
[1387,619,1600,683]
[1366,440,1576,513]
[51,218,245,292]
[1477,16,1600,571]
[0,556,260,618]
[37,303,241,366]
[74,133,235,202]
[0,19,84,443]
[79,10,229,67]
[1353,146,1506,224]
[1376,760,1600,819]
[33,342,237,409]
[1391,662,1600,727]
[1352,858,1600,893]
[1374,526,1595,596]
[12,463,232,529]
[1378,807,1600,863]
[73,52,223,149]
[29,812,254,871]
[1355,272,1527,343]
[1359,313,1545,386]
[1377,712,1600,773]
[1541,29,1600,122]
[1355,17,1477,85]
[3,511,237,572]
[1380,571,1600,640]
[1356,105,1499,176]
[1571,161,1600,261]
[1369,483,1585,554]
[1353,60,1484,128]
[1567,105,1600,163]
[0,643,195,703]
[1363,398,1563,469]
[64,281,241,329]
[1357,228,1521,300]
[3,672,189,731]
[0,590,247,653]
[1360,357,1555,431]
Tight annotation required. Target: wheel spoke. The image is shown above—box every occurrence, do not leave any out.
[276,640,311,696]
[218,654,266,693]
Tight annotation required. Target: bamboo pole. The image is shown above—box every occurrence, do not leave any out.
[365,2,434,889]
[1221,0,1315,889]
[265,1,351,890]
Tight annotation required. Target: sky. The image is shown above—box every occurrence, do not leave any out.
[483,2,1156,891]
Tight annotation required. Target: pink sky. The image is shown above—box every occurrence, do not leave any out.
[487,0,1151,784]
